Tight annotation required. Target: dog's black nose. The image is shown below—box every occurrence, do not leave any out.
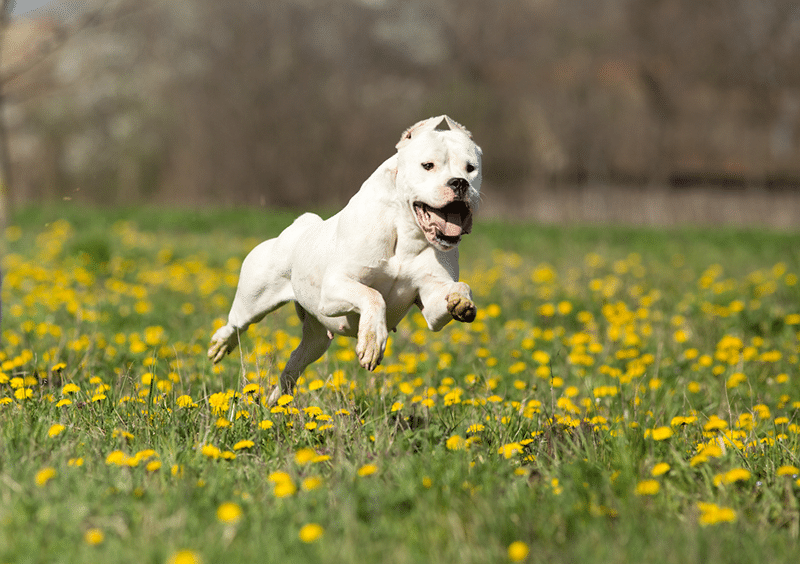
[447,177,469,196]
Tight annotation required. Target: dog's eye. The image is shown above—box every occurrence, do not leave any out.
[421,162,434,171]
[466,163,475,173]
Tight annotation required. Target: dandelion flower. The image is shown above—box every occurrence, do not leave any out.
[48,424,66,438]
[273,480,297,498]
[651,463,670,477]
[302,476,323,491]
[357,463,378,477]
[208,392,229,415]
[507,541,529,562]
[176,395,195,408]
[84,528,104,545]
[269,471,292,484]
[698,502,736,526]
[216,502,243,524]
[105,450,130,466]
[635,479,660,496]
[233,440,254,451]
[650,426,673,441]
[295,448,316,465]
[446,435,467,451]
[298,523,324,543]
[35,467,56,486]
[713,468,751,486]
[704,415,728,431]
[498,443,523,459]
[167,549,203,564]
[777,465,799,477]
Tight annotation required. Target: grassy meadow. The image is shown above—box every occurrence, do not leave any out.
[1,204,800,564]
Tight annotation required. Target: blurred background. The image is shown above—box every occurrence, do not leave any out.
[2,0,800,226]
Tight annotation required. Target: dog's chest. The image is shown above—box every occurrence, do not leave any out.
[369,253,417,302]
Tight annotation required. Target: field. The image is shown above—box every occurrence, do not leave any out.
[1,204,799,564]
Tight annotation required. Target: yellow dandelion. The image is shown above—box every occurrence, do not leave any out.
[233,440,255,451]
[105,450,130,466]
[651,463,670,477]
[35,467,57,486]
[48,423,66,438]
[176,395,195,408]
[216,502,243,524]
[273,480,297,498]
[650,426,673,441]
[357,463,378,477]
[298,523,324,543]
[302,476,323,491]
[446,435,467,451]
[507,541,530,562]
[167,549,203,564]
[704,415,728,431]
[714,468,751,486]
[295,448,316,465]
[498,442,524,459]
[698,502,737,526]
[777,465,799,477]
[635,479,660,496]
[269,471,292,484]
[84,528,104,546]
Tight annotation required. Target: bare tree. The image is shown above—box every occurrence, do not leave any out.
[0,0,15,229]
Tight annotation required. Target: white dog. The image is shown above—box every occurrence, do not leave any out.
[208,115,482,404]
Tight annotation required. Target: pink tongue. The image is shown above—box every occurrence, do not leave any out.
[429,208,464,237]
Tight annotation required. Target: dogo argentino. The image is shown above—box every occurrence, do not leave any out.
[208,115,482,404]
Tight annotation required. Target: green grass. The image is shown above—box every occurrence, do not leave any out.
[1,203,800,564]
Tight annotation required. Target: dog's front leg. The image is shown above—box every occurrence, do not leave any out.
[417,281,476,332]
[318,278,388,371]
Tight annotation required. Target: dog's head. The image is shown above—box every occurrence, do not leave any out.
[395,115,482,252]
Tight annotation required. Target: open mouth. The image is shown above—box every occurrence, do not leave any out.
[413,200,472,249]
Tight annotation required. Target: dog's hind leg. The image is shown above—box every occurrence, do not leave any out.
[267,304,332,405]
[208,238,295,363]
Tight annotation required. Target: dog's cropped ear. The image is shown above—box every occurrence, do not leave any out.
[396,118,431,150]
[434,116,473,138]
[396,115,473,150]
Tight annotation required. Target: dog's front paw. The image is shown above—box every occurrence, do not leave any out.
[447,293,477,323]
[208,326,239,364]
[356,321,387,372]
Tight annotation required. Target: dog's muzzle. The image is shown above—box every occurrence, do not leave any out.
[413,200,472,250]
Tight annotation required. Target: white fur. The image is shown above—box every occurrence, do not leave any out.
[208,116,482,404]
